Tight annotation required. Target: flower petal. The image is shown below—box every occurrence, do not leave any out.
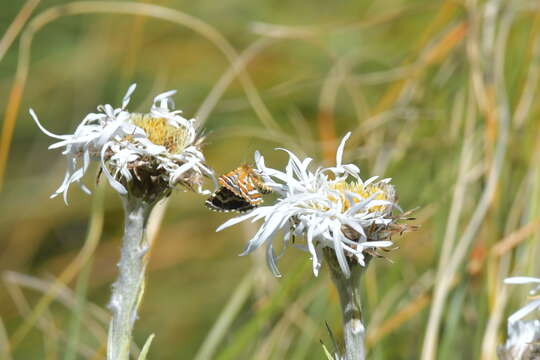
[100,143,127,195]
[266,243,282,278]
[335,131,352,166]
[216,210,261,232]
[505,277,540,285]
[30,109,68,140]
[508,298,540,324]
[122,83,137,109]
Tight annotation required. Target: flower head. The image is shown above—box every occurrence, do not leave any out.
[32,85,214,203]
[498,320,540,360]
[217,132,411,277]
[499,277,540,359]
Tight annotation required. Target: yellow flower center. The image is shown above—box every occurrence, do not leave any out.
[131,114,191,154]
[328,181,390,212]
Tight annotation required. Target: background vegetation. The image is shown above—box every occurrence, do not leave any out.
[1,0,539,359]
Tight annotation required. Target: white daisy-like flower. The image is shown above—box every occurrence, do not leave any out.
[217,132,409,278]
[498,277,540,359]
[32,84,215,203]
[498,320,540,360]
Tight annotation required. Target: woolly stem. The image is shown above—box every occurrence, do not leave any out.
[107,195,155,360]
[325,250,367,360]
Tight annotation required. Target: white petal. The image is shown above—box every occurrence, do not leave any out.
[366,200,393,209]
[30,109,68,140]
[505,277,540,285]
[80,183,92,195]
[342,164,360,177]
[153,89,177,110]
[216,210,261,232]
[240,211,284,256]
[335,131,352,166]
[358,240,392,248]
[122,83,137,109]
[170,159,197,183]
[305,222,323,277]
[363,176,379,187]
[100,143,127,195]
[346,192,380,215]
[254,150,263,168]
[301,157,313,174]
[277,148,308,180]
[266,243,282,278]
[103,104,115,118]
[332,222,351,277]
[508,299,540,324]
[313,244,324,277]
[341,219,367,241]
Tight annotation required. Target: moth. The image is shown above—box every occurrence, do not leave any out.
[206,165,272,212]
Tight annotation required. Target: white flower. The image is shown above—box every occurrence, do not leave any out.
[499,277,540,359]
[217,132,400,278]
[32,84,214,203]
[499,320,540,360]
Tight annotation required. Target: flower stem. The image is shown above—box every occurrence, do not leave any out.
[107,195,155,360]
[325,250,367,360]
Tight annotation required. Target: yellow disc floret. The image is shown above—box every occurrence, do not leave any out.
[328,181,390,212]
[131,114,191,154]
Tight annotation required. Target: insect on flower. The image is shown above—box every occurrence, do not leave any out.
[215,132,416,278]
[206,165,272,212]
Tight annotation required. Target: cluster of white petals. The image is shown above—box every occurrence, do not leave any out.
[504,277,540,324]
[499,320,540,360]
[499,277,540,359]
[32,85,214,203]
[217,132,397,278]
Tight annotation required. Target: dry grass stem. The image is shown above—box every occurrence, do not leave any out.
[422,2,513,358]
[7,185,105,350]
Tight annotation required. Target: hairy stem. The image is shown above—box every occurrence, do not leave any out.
[107,195,155,360]
[325,250,366,360]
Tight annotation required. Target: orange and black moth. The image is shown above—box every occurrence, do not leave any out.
[206,165,272,212]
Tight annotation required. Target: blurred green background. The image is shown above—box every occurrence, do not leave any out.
[1,0,540,359]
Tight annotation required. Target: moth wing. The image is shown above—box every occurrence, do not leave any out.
[205,187,255,213]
